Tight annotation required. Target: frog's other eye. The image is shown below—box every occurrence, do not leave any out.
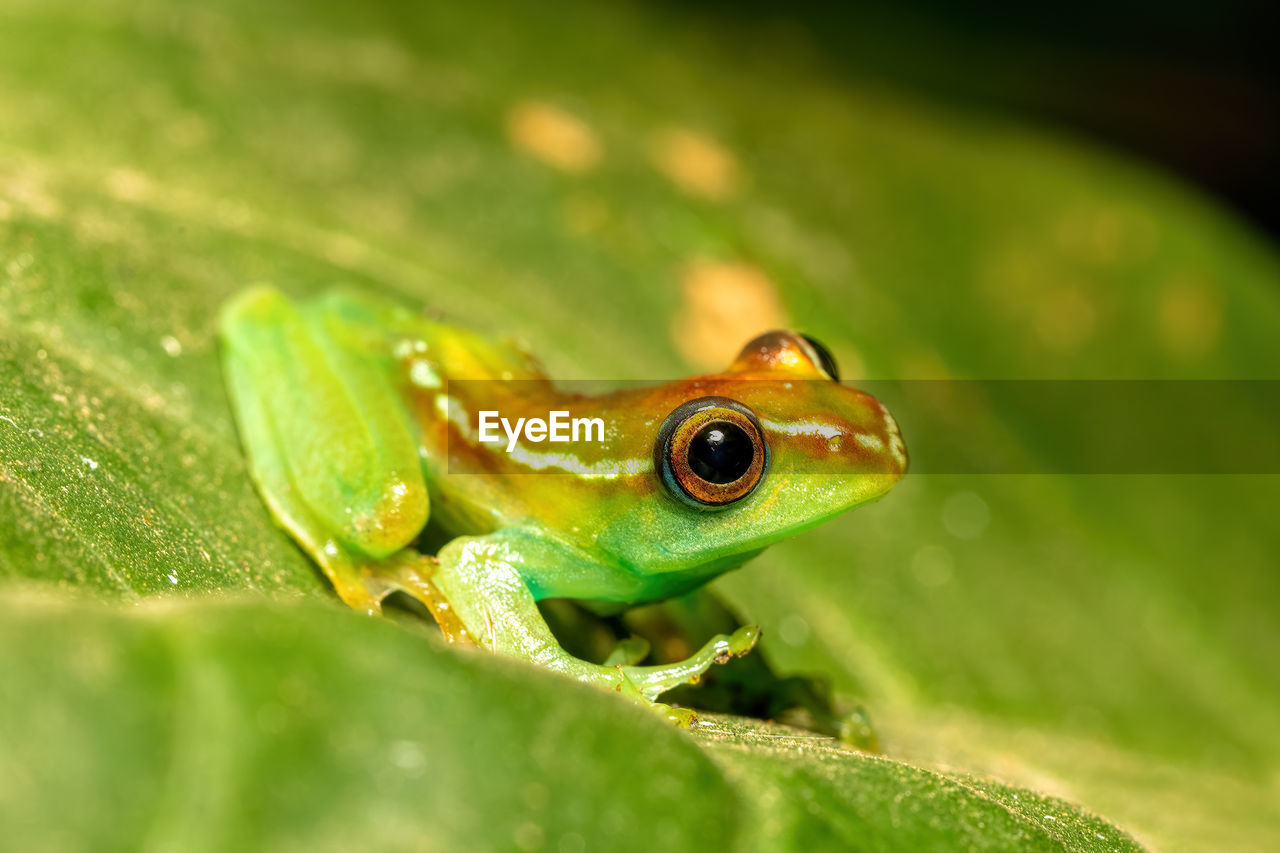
[655,397,768,509]
[728,330,840,381]
[798,334,840,381]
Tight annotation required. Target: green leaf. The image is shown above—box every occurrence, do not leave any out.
[2,0,1277,850]
[0,594,1140,852]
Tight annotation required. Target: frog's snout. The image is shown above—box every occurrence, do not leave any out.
[826,391,909,480]
[879,407,909,477]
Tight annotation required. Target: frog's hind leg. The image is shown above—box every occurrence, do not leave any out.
[219,286,430,614]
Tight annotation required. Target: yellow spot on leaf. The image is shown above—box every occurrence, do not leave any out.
[106,168,150,202]
[505,100,601,173]
[1159,276,1222,359]
[1055,205,1159,266]
[650,127,741,200]
[4,170,61,219]
[981,246,1040,318]
[1035,285,1097,352]
[672,261,787,370]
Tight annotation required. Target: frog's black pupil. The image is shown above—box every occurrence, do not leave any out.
[800,334,840,381]
[688,422,754,484]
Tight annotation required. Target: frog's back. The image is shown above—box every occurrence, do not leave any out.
[302,292,563,535]
[307,290,548,385]
[220,287,552,543]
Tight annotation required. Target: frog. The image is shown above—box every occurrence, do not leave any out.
[218,286,907,726]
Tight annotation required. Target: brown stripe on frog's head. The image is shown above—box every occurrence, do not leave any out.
[595,330,908,575]
[715,329,905,476]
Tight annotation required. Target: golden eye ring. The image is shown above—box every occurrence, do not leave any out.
[655,396,768,509]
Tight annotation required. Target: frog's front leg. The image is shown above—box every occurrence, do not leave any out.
[385,533,759,722]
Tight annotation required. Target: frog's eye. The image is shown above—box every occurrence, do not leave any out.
[655,396,769,509]
[729,330,840,381]
[798,334,840,381]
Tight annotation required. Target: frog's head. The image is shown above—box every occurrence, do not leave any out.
[602,331,907,582]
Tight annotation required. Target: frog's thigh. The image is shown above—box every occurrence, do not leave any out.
[428,537,599,674]
[413,535,759,705]
[220,287,429,608]
[220,338,382,613]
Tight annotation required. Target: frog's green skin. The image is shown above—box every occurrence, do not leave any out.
[219,287,907,724]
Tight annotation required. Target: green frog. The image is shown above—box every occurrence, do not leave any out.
[219,287,906,725]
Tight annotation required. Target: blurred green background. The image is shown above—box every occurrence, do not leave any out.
[684,0,1279,240]
[1,1,1277,851]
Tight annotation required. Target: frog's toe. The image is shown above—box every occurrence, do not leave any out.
[336,583,387,617]
[621,625,762,702]
[726,624,761,659]
[605,672,699,727]
[835,705,881,753]
[654,703,698,728]
[603,636,651,667]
